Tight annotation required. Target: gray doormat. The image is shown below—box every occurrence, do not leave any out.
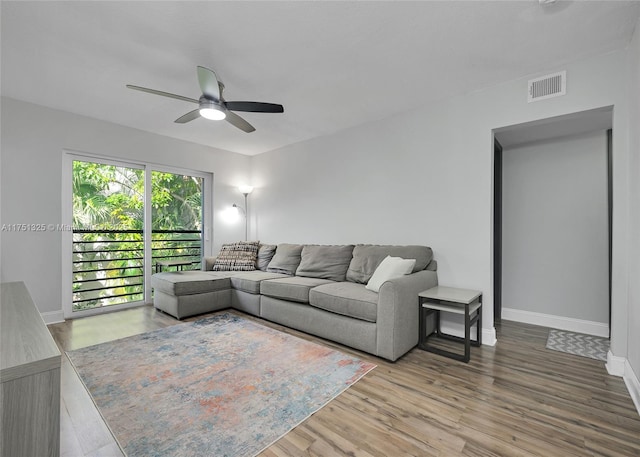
[546,329,609,361]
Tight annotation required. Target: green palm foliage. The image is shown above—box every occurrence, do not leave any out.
[72,161,203,311]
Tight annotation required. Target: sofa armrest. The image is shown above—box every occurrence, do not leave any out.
[376,269,438,361]
[203,256,217,271]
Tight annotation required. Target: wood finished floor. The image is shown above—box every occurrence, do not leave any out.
[48,306,640,457]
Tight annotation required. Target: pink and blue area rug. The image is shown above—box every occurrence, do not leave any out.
[67,312,376,457]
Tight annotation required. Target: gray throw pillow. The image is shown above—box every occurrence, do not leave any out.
[266,244,303,275]
[345,245,433,284]
[295,245,354,281]
[256,244,277,271]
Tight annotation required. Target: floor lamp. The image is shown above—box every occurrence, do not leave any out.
[237,186,253,240]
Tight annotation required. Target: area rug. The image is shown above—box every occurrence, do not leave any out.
[67,312,376,457]
[546,328,609,361]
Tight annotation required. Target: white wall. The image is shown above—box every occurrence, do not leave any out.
[502,131,609,329]
[0,97,250,317]
[250,49,631,350]
[625,18,640,403]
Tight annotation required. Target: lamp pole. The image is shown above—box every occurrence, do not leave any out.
[242,192,249,241]
[238,186,253,241]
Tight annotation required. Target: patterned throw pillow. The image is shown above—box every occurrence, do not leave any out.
[212,241,260,271]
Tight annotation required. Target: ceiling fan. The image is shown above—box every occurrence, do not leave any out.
[126,66,284,133]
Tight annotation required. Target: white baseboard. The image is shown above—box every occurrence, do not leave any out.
[624,360,640,416]
[41,310,65,325]
[483,327,497,346]
[502,307,609,337]
[439,316,496,347]
[606,350,626,376]
[604,352,639,416]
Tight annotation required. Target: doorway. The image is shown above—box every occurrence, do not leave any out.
[493,107,613,335]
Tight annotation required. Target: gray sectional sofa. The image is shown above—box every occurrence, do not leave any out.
[151,244,438,361]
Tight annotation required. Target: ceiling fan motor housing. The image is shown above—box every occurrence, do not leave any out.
[199,96,223,109]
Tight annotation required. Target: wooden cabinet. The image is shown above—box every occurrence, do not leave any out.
[1,282,61,457]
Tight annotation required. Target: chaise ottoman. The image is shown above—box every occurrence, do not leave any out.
[151,271,232,319]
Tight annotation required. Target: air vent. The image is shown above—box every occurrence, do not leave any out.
[528,71,566,102]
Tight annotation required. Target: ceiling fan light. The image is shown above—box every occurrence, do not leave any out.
[199,107,226,120]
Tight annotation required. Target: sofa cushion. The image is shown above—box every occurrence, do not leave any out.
[266,243,303,275]
[151,271,231,296]
[346,245,433,284]
[309,282,378,323]
[295,245,354,281]
[229,271,289,294]
[261,276,334,303]
[365,256,416,292]
[256,244,277,270]
[212,241,260,271]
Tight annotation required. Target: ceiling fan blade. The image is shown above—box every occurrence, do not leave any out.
[197,66,221,102]
[126,85,199,104]
[224,111,255,133]
[225,101,284,113]
[175,109,201,124]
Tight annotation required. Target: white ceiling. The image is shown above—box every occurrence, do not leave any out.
[2,1,639,156]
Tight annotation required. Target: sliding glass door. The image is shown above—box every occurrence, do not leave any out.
[72,160,145,311]
[65,155,209,318]
[151,171,204,273]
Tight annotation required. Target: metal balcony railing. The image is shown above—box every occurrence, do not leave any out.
[72,229,202,311]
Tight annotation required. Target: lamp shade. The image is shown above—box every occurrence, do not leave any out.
[239,185,254,195]
[222,205,241,223]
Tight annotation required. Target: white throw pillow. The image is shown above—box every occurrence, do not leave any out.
[365,255,416,292]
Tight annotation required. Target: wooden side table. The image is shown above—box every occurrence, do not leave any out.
[418,286,482,363]
[155,259,193,273]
